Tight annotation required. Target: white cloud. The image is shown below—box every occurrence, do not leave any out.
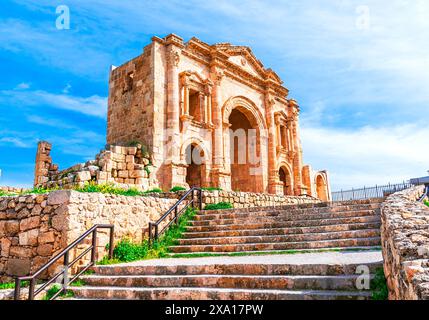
[15,82,31,90]
[1,88,107,118]
[301,122,429,190]
[0,137,32,148]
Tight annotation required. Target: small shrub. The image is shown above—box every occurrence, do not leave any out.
[169,186,187,192]
[74,182,144,197]
[371,267,388,300]
[204,202,233,210]
[144,188,163,194]
[113,238,148,262]
[42,284,73,300]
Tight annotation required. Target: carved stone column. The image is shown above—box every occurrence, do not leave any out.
[265,92,278,194]
[164,34,184,189]
[209,64,225,187]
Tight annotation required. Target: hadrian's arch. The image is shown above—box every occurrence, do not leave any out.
[222,96,268,193]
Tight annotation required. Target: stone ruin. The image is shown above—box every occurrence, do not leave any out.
[34,141,159,191]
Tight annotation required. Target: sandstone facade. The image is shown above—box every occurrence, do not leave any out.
[381,185,429,300]
[105,34,331,200]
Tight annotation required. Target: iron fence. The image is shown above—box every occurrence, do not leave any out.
[331,182,415,202]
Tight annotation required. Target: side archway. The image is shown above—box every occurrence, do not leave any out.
[278,163,294,196]
[315,174,328,201]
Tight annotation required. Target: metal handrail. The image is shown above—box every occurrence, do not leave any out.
[419,185,429,202]
[148,187,202,244]
[14,224,114,300]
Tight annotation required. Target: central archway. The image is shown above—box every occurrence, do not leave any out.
[228,107,263,193]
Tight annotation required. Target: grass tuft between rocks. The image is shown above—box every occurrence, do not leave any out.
[371,267,388,300]
[97,207,197,264]
[204,202,233,210]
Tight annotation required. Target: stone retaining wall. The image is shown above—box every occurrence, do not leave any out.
[381,185,429,300]
[0,191,178,283]
[0,186,29,194]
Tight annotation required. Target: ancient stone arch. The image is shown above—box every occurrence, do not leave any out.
[180,138,210,188]
[222,96,267,134]
[278,162,294,196]
[315,173,328,201]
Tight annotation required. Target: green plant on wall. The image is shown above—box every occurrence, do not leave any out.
[169,186,187,192]
[204,202,233,210]
[371,267,388,300]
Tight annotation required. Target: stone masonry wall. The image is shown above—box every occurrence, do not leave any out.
[200,189,320,208]
[0,193,66,283]
[35,142,158,191]
[381,185,429,300]
[0,191,179,283]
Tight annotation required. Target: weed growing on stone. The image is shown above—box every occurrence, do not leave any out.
[98,207,197,264]
[202,187,223,191]
[371,267,388,300]
[169,186,187,192]
[424,199,429,208]
[143,188,163,194]
[69,279,86,287]
[204,202,233,210]
[42,284,74,300]
[0,280,29,290]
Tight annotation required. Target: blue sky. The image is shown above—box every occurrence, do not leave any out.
[0,0,428,190]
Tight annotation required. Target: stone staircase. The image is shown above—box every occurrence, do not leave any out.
[68,199,383,300]
[169,199,382,255]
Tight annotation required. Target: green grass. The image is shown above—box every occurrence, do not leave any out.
[42,284,74,300]
[167,246,383,259]
[143,188,163,194]
[169,186,187,192]
[69,279,86,287]
[371,267,388,300]
[202,187,223,191]
[424,199,429,208]
[204,202,233,210]
[0,281,29,290]
[98,207,197,264]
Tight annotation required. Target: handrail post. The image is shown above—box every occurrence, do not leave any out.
[155,224,159,241]
[175,206,178,225]
[14,278,21,300]
[148,222,153,245]
[109,226,114,260]
[62,251,69,295]
[198,188,202,211]
[28,278,36,300]
[191,188,195,209]
[91,229,97,263]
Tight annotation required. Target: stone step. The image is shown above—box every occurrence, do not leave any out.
[70,286,372,300]
[182,222,381,239]
[198,205,381,220]
[169,237,381,253]
[191,210,379,226]
[90,261,382,276]
[201,202,382,216]
[79,274,371,291]
[167,246,382,257]
[177,229,380,246]
[186,215,381,232]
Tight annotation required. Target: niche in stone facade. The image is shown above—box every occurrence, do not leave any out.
[179,71,212,127]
